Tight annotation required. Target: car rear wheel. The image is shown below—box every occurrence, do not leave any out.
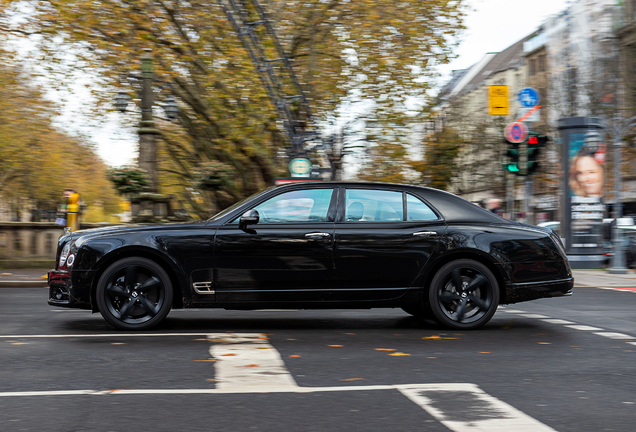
[428,259,499,330]
[96,257,172,331]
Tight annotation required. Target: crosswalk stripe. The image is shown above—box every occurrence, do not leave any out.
[399,384,557,432]
[208,333,299,391]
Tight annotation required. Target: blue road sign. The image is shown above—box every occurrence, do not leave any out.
[518,88,540,108]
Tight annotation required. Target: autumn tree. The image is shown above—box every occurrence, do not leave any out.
[410,126,462,190]
[0,49,121,222]
[0,0,466,216]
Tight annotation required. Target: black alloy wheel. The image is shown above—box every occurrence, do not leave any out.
[96,257,173,330]
[428,259,499,330]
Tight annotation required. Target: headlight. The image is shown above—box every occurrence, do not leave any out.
[58,241,77,270]
[59,243,71,268]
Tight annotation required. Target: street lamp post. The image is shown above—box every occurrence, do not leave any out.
[601,115,636,274]
[114,53,181,222]
[115,53,179,193]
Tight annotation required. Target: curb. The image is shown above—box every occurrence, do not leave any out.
[0,281,48,288]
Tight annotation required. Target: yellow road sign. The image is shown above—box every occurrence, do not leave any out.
[488,85,509,115]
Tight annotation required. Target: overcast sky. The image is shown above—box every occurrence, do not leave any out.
[440,0,571,75]
[90,0,574,167]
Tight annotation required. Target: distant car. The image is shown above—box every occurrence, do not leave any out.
[48,182,573,331]
[538,221,561,237]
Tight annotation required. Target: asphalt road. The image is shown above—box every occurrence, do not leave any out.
[1,286,635,432]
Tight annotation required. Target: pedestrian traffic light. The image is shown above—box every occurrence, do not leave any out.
[504,141,520,173]
[527,133,549,175]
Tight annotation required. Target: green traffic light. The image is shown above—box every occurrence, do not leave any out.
[505,163,520,173]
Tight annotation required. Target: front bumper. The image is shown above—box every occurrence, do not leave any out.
[504,277,574,304]
[47,269,93,310]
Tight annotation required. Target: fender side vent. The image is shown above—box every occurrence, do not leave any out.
[193,282,214,294]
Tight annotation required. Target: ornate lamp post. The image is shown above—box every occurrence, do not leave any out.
[114,53,182,222]
[114,53,179,193]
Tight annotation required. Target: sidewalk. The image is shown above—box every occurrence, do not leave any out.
[1,268,636,289]
[0,269,50,288]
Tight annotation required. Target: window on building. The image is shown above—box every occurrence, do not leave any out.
[530,59,537,76]
[539,55,546,73]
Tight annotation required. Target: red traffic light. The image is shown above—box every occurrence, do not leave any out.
[528,136,538,144]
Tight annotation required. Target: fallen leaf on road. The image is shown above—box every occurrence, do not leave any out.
[427,357,437,359]
[192,339,208,341]
[375,348,396,351]
[538,342,551,345]
[327,345,343,347]
[340,378,364,381]
[10,342,28,345]
[287,338,297,341]
[289,355,301,358]
[479,352,491,354]
[388,352,410,356]
[210,340,229,343]
[422,336,441,340]
[111,343,127,345]
[206,379,219,382]
[244,364,259,367]
[1,273,12,275]
[221,353,237,356]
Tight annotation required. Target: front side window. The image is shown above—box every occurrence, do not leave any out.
[345,189,403,222]
[253,189,334,223]
[407,194,438,221]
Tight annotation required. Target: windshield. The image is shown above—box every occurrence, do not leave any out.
[207,187,276,221]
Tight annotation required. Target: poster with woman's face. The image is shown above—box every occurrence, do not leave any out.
[568,133,605,198]
[567,132,606,246]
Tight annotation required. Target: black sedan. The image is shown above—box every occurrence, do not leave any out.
[48,182,573,330]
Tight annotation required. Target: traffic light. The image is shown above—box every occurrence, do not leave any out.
[527,133,549,175]
[504,141,520,173]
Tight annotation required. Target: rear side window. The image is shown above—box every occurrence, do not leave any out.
[345,189,403,222]
[407,194,438,221]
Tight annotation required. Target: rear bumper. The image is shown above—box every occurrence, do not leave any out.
[504,278,574,304]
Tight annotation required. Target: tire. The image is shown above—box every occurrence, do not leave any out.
[96,257,173,330]
[428,259,499,330]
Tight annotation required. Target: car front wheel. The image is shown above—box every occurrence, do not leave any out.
[96,257,173,330]
[428,259,499,330]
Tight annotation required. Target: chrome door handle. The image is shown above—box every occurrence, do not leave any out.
[305,232,330,238]
[413,231,437,236]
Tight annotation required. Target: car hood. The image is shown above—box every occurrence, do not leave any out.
[67,220,209,242]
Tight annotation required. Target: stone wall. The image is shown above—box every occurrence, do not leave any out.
[0,222,119,269]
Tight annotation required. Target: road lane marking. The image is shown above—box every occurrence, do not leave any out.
[541,319,574,325]
[0,333,212,338]
[399,384,557,432]
[519,314,549,319]
[209,333,299,391]
[0,384,558,431]
[593,332,634,340]
[565,325,603,331]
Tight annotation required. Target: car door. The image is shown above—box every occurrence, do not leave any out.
[214,187,337,302]
[333,188,447,301]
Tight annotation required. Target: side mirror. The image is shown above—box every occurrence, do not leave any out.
[239,209,260,230]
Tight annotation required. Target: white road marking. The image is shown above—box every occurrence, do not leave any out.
[0,333,559,431]
[208,333,299,391]
[565,325,603,331]
[519,314,549,319]
[0,333,210,338]
[502,309,523,313]
[593,332,635,340]
[541,319,574,325]
[400,383,557,432]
